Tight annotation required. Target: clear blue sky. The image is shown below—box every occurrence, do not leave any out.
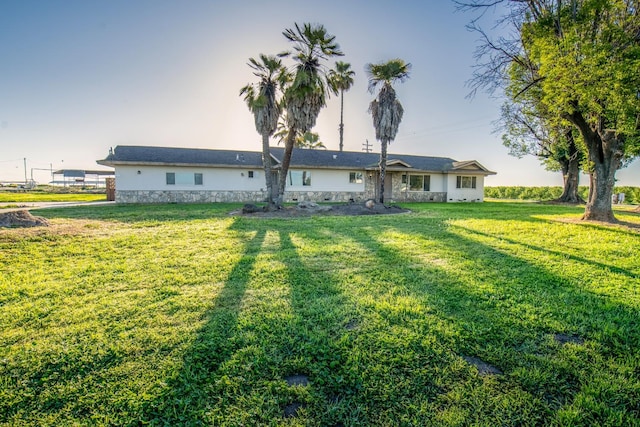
[1,0,638,186]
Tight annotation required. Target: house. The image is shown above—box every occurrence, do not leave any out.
[97,145,495,204]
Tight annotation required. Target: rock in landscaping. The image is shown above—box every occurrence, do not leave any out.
[0,210,49,228]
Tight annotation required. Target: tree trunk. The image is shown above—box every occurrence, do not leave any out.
[378,140,388,204]
[261,132,275,210]
[565,110,622,222]
[555,133,584,204]
[339,90,344,152]
[276,127,297,208]
[582,149,619,222]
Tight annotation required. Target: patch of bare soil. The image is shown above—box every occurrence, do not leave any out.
[554,333,584,346]
[232,201,410,218]
[463,356,503,376]
[0,210,49,228]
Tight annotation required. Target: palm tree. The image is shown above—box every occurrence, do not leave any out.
[274,117,327,149]
[328,61,355,151]
[365,59,411,203]
[240,54,288,208]
[277,22,343,206]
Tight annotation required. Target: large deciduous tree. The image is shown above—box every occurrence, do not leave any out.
[365,59,411,204]
[277,23,343,207]
[459,0,640,222]
[240,54,288,208]
[328,61,355,151]
[500,58,585,203]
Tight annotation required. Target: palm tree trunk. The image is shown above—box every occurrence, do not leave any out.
[261,132,275,210]
[276,127,297,207]
[379,140,388,204]
[339,90,345,152]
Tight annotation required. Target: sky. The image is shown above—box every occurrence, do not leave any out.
[1,0,639,187]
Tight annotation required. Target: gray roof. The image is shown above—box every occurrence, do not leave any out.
[98,145,495,174]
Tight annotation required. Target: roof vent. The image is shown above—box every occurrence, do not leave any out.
[332,155,337,159]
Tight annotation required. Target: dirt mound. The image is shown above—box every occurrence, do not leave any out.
[0,210,50,228]
[234,201,409,218]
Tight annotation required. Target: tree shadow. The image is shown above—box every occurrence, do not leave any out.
[333,219,639,422]
[32,203,238,224]
[453,223,639,280]
[135,221,266,425]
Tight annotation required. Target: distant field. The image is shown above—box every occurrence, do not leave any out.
[1,202,638,426]
[0,192,105,203]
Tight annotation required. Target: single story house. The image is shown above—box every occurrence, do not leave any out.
[97,145,496,204]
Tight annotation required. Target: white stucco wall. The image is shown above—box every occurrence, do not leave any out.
[446,174,485,202]
[286,168,365,192]
[115,165,266,191]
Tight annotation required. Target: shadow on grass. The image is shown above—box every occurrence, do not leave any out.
[333,218,639,423]
[135,223,266,425]
[455,224,639,280]
[105,206,638,425]
[32,203,240,224]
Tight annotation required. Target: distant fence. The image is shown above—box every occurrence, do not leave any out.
[485,186,640,204]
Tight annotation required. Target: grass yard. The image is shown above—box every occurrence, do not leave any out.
[1,202,639,426]
[0,192,106,204]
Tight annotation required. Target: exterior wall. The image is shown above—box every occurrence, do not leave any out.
[446,174,485,202]
[116,190,267,204]
[115,165,265,192]
[112,165,488,204]
[114,165,368,203]
[285,168,365,192]
[386,172,447,202]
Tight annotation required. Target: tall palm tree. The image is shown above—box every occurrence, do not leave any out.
[274,117,326,149]
[277,22,343,206]
[328,61,355,151]
[366,59,411,203]
[240,54,288,208]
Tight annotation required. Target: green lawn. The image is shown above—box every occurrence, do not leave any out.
[0,192,106,203]
[1,202,638,426]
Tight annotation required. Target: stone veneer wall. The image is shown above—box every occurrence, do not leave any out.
[387,173,447,202]
[284,191,366,203]
[116,190,367,204]
[389,192,447,202]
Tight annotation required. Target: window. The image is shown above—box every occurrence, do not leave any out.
[402,174,430,191]
[456,176,477,189]
[166,172,203,186]
[349,172,363,184]
[288,170,311,186]
[248,170,254,178]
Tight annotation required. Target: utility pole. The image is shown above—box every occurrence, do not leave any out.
[362,139,373,153]
[23,158,27,186]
